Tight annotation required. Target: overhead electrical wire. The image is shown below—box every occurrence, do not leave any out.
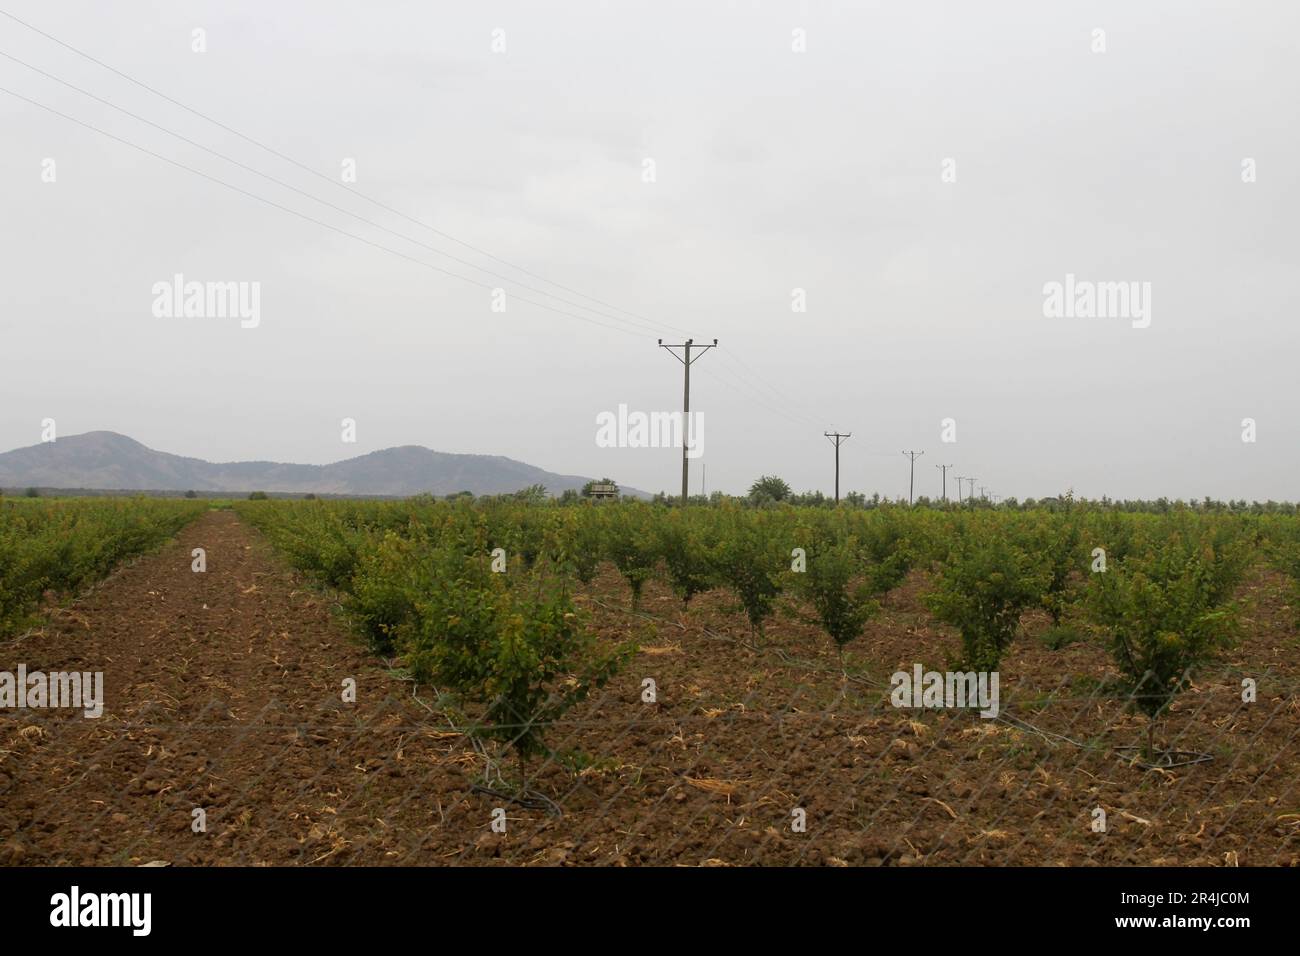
[0,7,838,435]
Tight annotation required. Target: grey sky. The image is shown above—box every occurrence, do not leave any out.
[2,0,1297,500]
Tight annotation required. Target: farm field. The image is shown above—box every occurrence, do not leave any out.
[1,499,1298,866]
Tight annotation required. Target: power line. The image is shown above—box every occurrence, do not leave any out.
[0,6,668,334]
[716,350,823,429]
[824,431,851,502]
[658,339,717,505]
[901,450,925,506]
[0,84,654,340]
[0,47,679,341]
[935,463,954,502]
[1,8,818,408]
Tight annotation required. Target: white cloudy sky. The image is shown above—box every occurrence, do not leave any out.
[2,0,1297,500]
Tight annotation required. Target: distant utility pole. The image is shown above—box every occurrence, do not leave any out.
[965,477,977,501]
[902,450,925,505]
[658,338,717,505]
[953,475,968,504]
[935,463,954,502]
[825,431,851,502]
[980,485,988,500]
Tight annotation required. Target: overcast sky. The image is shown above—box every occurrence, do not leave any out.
[2,0,1297,500]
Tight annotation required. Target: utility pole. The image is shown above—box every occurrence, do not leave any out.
[965,477,977,501]
[902,450,925,505]
[825,431,851,502]
[935,463,954,502]
[953,475,967,504]
[979,485,988,501]
[658,338,717,505]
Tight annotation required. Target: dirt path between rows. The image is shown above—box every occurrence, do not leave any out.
[0,510,458,866]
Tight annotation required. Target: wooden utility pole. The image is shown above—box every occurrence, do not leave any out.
[935,463,954,502]
[825,431,851,502]
[658,338,717,505]
[902,450,925,505]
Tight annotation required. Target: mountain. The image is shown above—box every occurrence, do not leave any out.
[0,432,645,498]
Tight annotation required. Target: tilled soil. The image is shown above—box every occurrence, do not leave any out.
[1,510,1297,866]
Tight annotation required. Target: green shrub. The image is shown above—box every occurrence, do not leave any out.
[1089,535,1243,759]
[925,534,1049,671]
[713,508,788,639]
[602,505,659,609]
[657,511,717,608]
[792,531,878,663]
[404,544,631,763]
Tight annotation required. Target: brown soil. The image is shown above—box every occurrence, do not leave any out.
[1,511,1297,866]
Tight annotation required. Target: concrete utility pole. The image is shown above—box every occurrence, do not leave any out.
[954,475,968,504]
[965,477,977,501]
[825,431,851,502]
[980,485,988,500]
[935,463,954,502]
[658,338,717,505]
[902,450,925,505]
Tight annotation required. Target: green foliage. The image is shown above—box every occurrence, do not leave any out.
[1088,534,1244,722]
[401,544,631,761]
[657,510,717,607]
[548,508,603,584]
[1267,525,1300,628]
[792,531,878,656]
[926,533,1050,670]
[0,497,204,635]
[602,505,660,608]
[347,530,429,653]
[1023,513,1084,625]
[713,508,787,637]
[247,491,269,500]
[748,475,792,504]
[856,510,915,595]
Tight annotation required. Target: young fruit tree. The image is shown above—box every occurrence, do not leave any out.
[925,533,1050,672]
[404,543,632,773]
[712,509,789,641]
[792,532,879,669]
[602,505,660,609]
[1088,536,1243,762]
[657,511,717,610]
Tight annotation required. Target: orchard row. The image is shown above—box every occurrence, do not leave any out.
[235,498,1300,762]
